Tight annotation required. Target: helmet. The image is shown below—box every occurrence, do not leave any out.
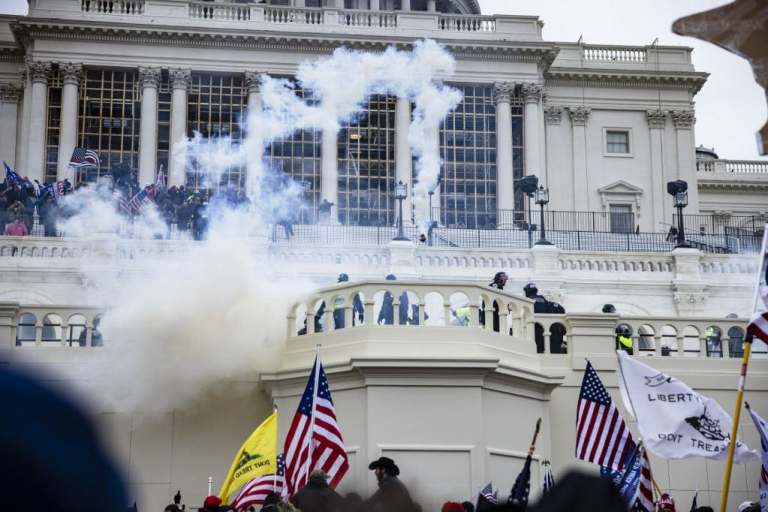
[338,273,350,283]
[385,274,397,281]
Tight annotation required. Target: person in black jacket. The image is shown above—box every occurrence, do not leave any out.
[290,470,344,512]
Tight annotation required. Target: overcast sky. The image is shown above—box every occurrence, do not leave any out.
[2,0,765,160]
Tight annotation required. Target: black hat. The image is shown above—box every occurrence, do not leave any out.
[338,273,350,283]
[368,456,400,476]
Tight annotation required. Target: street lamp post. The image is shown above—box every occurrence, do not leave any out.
[393,180,410,241]
[535,185,552,246]
[667,179,690,248]
[518,175,539,249]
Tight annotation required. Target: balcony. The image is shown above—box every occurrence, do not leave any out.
[697,158,768,176]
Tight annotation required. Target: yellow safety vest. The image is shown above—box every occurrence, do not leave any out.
[455,306,471,325]
[618,335,633,349]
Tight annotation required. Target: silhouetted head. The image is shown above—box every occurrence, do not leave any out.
[338,273,350,283]
[385,274,397,281]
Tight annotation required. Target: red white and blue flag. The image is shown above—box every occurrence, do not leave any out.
[632,446,654,512]
[747,404,768,512]
[576,361,634,472]
[69,147,100,168]
[283,355,348,496]
[230,454,286,511]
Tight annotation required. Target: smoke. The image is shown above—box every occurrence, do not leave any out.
[55,40,460,413]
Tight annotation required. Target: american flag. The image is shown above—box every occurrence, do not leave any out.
[576,362,634,472]
[155,166,166,191]
[749,311,768,344]
[283,355,348,496]
[747,404,768,491]
[478,482,497,504]
[632,446,654,512]
[69,147,100,168]
[127,188,153,212]
[230,454,286,511]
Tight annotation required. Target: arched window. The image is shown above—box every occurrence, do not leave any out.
[705,326,722,358]
[660,325,678,356]
[638,325,655,353]
[67,314,88,347]
[16,313,37,346]
[42,314,62,345]
[683,326,701,357]
[728,327,745,359]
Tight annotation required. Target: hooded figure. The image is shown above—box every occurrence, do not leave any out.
[290,469,344,512]
[366,457,414,512]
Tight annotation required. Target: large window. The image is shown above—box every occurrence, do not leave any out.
[185,72,247,190]
[266,84,321,222]
[157,70,171,180]
[78,69,141,182]
[44,68,62,184]
[440,84,514,229]
[338,95,396,226]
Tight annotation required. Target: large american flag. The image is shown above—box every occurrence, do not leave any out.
[230,454,286,511]
[69,147,100,168]
[749,311,768,344]
[127,189,153,212]
[576,361,633,472]
[283,355,348,496]
[747,404,768,492]
[633,446,654,512]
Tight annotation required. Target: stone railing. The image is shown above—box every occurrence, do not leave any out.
[341,9,398,29]
[264,5,325,25]
[696,159,768,175]
[81,0,145,15]
[189,1,251,21]
[582,44,647,62]
[436,13,497,32]
[6,304,104,348]
[287,280,535,339]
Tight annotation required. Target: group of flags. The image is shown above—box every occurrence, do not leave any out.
[217,354,349,510]
[576,353,768,511]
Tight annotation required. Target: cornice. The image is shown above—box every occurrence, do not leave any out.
[697,179,768,192]
[545,68,709,95]
[12,20,559,65]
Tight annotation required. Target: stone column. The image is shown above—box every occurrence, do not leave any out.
[137,67,161,187]
[567,106,591,211]
[245,71,262,114]
[427,0,436,11]
[56,63,82,182]
[321,127,339,223]
[494,82,514,214]
[26,60,51,185]
[401,0,410,10]
[395,95,412,222]
[16,71,31,173]
[522,83,542,178]
[671,110,699,214]
[169,68,191,187]
[0,302,20,356]
[370,0,380,9]
[0,84,21,169]
[647,110,667,231]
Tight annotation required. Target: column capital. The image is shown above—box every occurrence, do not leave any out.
[138,67,161,89]
[169,68,192,91]
[646,109,667,129]
[567,106,591,126]
[670,109,695,129]
[544,105,563,125]
[520,82,543,104]
[244,71,261,94]
[0,83,21,104]
[60,63,83,86]
[25,60,51,84]
[493,82,514,104]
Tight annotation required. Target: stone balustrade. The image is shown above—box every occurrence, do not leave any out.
[80,0,145,15]
[189,1,251,21]
[341,9,398,29]
[0,303,103,349]
[582,45,647,62]
[697,159,768,175]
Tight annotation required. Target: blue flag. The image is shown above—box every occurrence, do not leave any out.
[600,442,641,505]
[3,161,23,186]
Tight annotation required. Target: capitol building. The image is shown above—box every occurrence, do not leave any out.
[0,1,767,510]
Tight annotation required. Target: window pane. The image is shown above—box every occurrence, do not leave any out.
[606,130,629,154]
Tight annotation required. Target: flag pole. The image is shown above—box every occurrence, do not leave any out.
[273,402,279,495]
[719,225,767,512]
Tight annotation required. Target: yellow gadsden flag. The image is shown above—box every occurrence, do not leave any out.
[218,412,278,504]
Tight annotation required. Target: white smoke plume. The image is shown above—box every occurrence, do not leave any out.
[56,40,461,412]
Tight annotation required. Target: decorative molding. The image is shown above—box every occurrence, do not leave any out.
[244,71,261,94]
[597,180,643,213]
[169,68,192,91]
[544,105,563,125]
[697,180,768,192]
[646,109,667,129]
[0,83,22,103]
[137,66,161,89]
[567,106,591,126]
[671,109,696,129]
[545,70,708,95]
[60,62,83,86]
[25,59,51,84]
[520,82,543,104]
[493,82,514,104]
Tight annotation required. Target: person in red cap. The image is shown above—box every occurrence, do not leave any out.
[441,502,465,512]
[203,495,222,512]
[658,493,676,512]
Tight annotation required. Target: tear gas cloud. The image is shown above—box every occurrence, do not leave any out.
[59,40,460,412]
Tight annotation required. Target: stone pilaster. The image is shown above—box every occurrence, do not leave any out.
[567,106,591,210]
[57,63,83,182]
[646,109,667,230]
[494,82,515,212]
[0,84,21,169]
[543,105,563,125]
[670,109,698,213]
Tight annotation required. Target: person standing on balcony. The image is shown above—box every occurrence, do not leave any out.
[616,326,634,355]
